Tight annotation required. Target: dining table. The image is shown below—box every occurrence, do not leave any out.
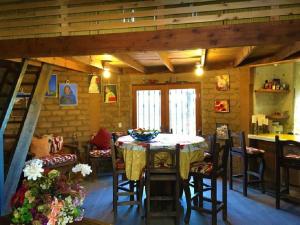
[115,133,208,181]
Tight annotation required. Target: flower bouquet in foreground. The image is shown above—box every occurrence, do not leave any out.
[11,159,92,225]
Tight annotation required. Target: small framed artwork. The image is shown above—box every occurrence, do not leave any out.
[46,74,58,97]
[104,84,117,103]
[216,123,229,139]
[59,83,78,106]
[216,74,230,91]
[88,75,101,94]
[214,100,230,113]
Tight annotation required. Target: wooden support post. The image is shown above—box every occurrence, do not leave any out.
[1,63,53,215]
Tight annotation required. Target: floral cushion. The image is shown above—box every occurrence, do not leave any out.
[246,146,265,154]
[285,154,300,160]
[190,161,213,175]
[116,158,125,169]
[40,153,77,167]
[89,149,111,158]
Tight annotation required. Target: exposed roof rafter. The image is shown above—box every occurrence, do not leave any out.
[157,51,174,72]
[113,53,146,73]
[234,46,256,67]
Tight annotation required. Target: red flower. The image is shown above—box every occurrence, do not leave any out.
[11,183,28,207]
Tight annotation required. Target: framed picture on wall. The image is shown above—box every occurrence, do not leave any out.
[59,83,78,106]
[214,99,230,113]
[216,123,229,139]
[88,75,101,94]
[216,74,230,91]
[46,74,57,97]
[104,84,117,103]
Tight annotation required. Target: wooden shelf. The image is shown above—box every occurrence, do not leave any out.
[267,115,289,121]
[255,89,289,93]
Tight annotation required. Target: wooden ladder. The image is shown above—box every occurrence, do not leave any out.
[0,59,53,215]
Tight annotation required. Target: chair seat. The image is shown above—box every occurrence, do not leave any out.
[40,153,77,167]
[231,146,265,155]
[285,153,300,160]
[89,149,111,158]
[190,161,213,175]
[246,146,265,155]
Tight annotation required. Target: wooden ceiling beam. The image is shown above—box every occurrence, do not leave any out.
[234,46,256,67]
[113,53,146,73]
[157,51,174,72]
[32,57,103,74]
[249,41,300,66]
[0,20,299,59]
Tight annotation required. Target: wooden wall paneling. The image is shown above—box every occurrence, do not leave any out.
[0,20,300,59]
[0,0,299,39]
[2,63,53,215]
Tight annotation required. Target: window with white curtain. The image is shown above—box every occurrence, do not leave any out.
[136,90,161,130]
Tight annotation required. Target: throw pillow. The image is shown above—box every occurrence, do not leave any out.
[91,128,112,150]
[30,136,50,158]
[50,136,64,154]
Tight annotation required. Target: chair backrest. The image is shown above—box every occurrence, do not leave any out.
[209,134,230,175]
[275,135,300,160]
[145,144,180,176]
[111,132,127,171]
[228,130,247,155]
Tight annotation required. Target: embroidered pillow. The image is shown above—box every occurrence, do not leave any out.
[50,136,64,154]
[91,128,112,150]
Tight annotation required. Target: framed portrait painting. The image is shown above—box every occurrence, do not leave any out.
[214,100,230,113]
[216,74,229,91]
[59,83,78,106]
[46,74,57,97]
[104,84,117,103]
[88,75,101,94]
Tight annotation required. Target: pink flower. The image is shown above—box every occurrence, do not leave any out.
[47,198,63,225]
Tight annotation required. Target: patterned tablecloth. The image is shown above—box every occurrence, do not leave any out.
[116,134,208,180]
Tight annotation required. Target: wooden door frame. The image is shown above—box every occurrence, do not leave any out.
[132,82,201,133]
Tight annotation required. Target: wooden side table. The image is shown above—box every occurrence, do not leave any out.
[0,215,111,225]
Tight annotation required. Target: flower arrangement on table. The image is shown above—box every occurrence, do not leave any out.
[11,159,92,225]
[128,128,159,141]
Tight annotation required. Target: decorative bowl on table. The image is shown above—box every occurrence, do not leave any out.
[128,129,159,142]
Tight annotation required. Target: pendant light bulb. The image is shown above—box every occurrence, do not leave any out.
[195,63,204,76]
[103,67,111,79]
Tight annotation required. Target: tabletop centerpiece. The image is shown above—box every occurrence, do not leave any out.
[128,128,159,142]
[10,159,92,225]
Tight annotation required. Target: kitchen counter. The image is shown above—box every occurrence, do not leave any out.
[248,133,300,142]
[248,133,300,189]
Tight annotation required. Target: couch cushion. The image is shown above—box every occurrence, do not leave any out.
[91,128,112,150]
[40,153,77,168]
[30,136,50,158]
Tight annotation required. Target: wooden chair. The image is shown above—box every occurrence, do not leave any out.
[183,134,229,225]
[229,131,265,196]
[275,135,300,209]
[111,132,143,218]
[145,144,180,225]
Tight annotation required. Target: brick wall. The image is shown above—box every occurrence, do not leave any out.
[35,70,101,143]
[98,67,251,136]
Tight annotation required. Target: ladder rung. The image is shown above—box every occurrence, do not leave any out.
[7,121,22,124]
[4,134,18,139]
[13,107,27,111]
[149,196,174,201]
[21,82,35,86]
